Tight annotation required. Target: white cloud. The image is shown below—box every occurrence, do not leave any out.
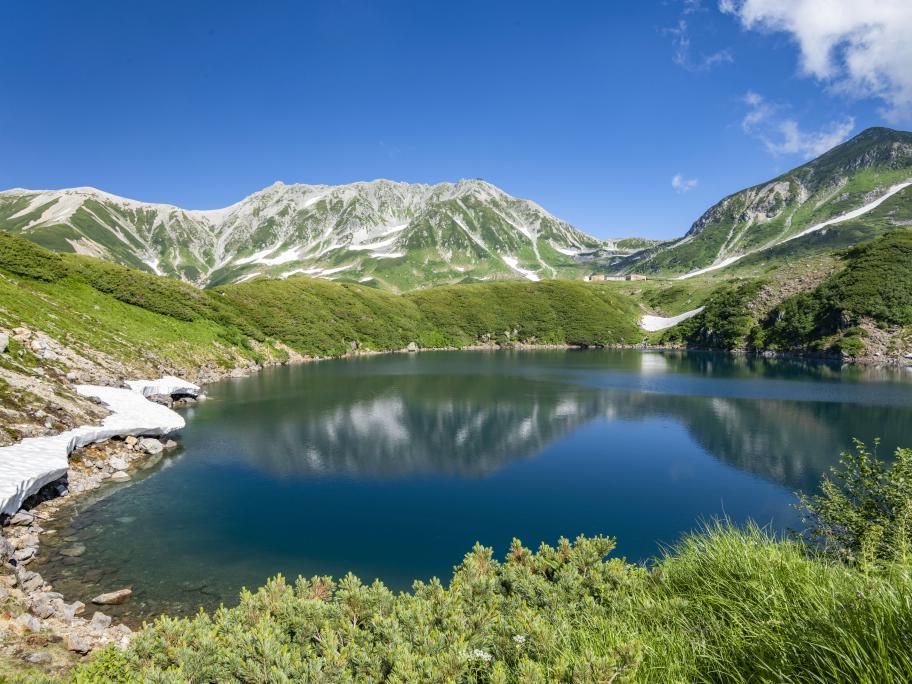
[665,19,734,72]
[672,174,699,193]
[740,91,855,157]
[682,0,707,14]
[721,0,912,121]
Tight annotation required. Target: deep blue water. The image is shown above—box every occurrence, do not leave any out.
[35,350,912,622]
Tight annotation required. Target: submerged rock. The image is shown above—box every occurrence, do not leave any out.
[59,543,86,557]
[92,587,132,605]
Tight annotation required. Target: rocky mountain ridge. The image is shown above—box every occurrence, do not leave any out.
[0,179,637,291]
[627,127,912,276]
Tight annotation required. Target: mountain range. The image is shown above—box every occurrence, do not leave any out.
[0,179,647,291]
[1,127,910,291]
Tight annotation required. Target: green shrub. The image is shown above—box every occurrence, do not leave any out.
[661,280,764,350]
[761,229,912,354]
[797,440,912,565]
[0,231,67,282]
[72,522,912,683]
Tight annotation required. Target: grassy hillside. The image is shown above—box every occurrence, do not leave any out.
[656,228,912,359]
[759,230,912,356]
[0,233,274,376]
[0,233,642,373]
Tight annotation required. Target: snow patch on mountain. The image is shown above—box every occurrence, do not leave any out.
[502,256,541,282]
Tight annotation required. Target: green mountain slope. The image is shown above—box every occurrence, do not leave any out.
[0,232,641,375]
[657,227,912,360]
[632,127,912,276]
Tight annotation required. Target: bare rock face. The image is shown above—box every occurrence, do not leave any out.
[91,587,132,605]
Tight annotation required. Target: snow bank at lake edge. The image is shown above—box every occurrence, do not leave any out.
[640,307,705,332]
[0,378,200,515]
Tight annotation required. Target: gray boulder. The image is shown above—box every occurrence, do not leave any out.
[138,438,164,455]
[64,634,91,654]
[14,613,41,633]
[89,611,112,631]
[28,595,55,619]
[108,456,129,471]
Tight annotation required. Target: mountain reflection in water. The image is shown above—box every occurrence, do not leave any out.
[183,350,912,492]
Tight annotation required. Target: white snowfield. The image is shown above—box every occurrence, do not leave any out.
[0,378,198,515]
[640,307,704,332]
[124,375,200,398]
[678,180,912,280]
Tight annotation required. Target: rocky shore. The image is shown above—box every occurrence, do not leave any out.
[0,432,183,674]
[0,371,205,675]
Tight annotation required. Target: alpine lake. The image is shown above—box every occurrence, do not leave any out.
[32,350,912,625]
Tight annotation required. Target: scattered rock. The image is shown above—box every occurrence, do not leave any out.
[108,456,129,471]
[406,342,419,352]
[57,600,84,623]
[163,439,178,449]
[92,587,132,605]
[13,613,41,633]
[0,535,14,563]
[110,471,130,481]
[25,651,51,665]
[89,611,112,631]
[9,510,35,526]
[0,332,7,353]
[16,569,44,593]
[28,595,56,619]
[124,435,138,446]
[64,634,91,654]
[14,547,36,563]
[138,437,163,455]
[66,371,78,381]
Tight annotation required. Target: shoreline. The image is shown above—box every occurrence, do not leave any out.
[0,342,908,669]
[0,377,200,665]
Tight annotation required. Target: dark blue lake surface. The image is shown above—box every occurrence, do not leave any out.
[36,350,912,621]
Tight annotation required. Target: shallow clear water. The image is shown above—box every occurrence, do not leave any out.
[34,350,912,623]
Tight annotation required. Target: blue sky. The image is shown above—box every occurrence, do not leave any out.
[1,1,909,239]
